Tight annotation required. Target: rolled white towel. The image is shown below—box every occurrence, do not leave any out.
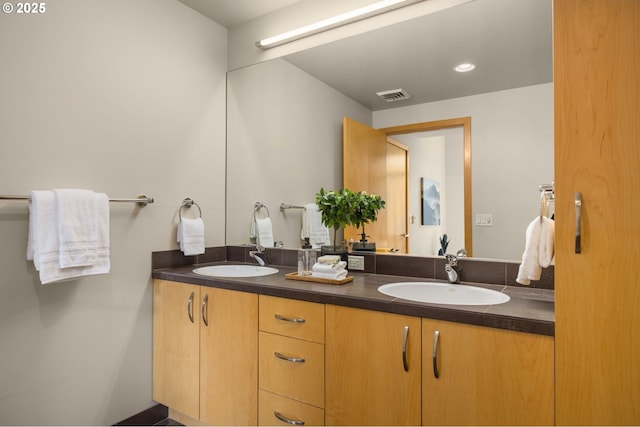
[312,261,347,274]
[317,255,341,265]
[312,270,348,281]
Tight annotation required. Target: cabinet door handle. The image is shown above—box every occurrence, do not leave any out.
[275,313,306,323]
[201,293,209,327]
[274,351,305,363]
[433,330,440,379]
[402,325,409,372]
[575,192,582,254]
[274,411,305,425]
[187,291,194,323]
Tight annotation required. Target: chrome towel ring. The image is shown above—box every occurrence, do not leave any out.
[179,197,202,221]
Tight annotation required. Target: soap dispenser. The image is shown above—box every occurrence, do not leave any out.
[297,238,316,276]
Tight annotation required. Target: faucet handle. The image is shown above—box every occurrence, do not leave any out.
[445,254,458,266]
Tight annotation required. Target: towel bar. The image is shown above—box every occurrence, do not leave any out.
[0,194,154,207]
[280,203,305,212]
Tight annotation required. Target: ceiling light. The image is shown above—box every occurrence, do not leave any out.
[256,0,425,50]
[454,63,476,72]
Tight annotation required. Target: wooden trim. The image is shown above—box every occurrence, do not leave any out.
[379,117,472,257]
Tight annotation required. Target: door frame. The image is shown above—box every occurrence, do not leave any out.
[379,117,472,257]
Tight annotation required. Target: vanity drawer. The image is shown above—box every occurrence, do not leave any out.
[259,295,324,343]
[259,331,324,408]
[259,390,324,426]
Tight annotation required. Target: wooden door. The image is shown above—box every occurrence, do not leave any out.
[386,139,409,252]
[152,280,201,420]
[200,287,258,425]
[343,116,387,245]
[422,319,554,426]
[554,0,640,424]
[325,305,421,426]
[343,117,408,249]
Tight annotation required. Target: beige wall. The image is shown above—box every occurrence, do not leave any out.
[226,58,371,249]
[374,83,554,260]
[0,0,227,424]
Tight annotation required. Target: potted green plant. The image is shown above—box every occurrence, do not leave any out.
[351,191,385,251]
[315,188,355,258]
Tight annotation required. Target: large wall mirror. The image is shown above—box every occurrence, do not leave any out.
[226,0,553,261]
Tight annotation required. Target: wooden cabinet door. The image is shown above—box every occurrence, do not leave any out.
[325,305,421,426]
[152,280,201,420]
[200,287,258,426]
[422,319,554,426]
[554,0,640,424]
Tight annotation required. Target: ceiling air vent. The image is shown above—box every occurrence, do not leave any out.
[376,88,411,102]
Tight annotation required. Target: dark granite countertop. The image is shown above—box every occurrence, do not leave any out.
[152,261,554,336]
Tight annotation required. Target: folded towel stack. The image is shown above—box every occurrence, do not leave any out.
[312,257,348,280]
[516,216,555,285]
[177,217,205,256]
[27,189,110,285]
[301,203,330,248]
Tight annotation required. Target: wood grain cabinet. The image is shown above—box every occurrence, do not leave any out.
[422,318,554,426]
[258,295,325,426]
[153,279,258,426]
[325,305,421,426]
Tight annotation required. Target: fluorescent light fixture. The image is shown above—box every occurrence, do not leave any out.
[256,0,425,49]
[454,62,476,72]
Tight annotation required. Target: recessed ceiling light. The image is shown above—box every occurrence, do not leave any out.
[454,63,476,73]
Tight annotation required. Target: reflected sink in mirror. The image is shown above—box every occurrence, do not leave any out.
[378,282,510,306]
[193,265,279,278]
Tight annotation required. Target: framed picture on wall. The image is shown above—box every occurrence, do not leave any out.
[421,177,441,225]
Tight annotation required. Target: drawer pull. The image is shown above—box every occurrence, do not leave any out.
[274,411,305,425]
[274,351,305,363]
[275,313,306,323]
[187,291,194,323]
[402,325,409,372]
[202,293,209,327]
[433,330,440,379]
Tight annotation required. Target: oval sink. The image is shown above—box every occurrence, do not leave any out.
[193,265,279,278]
[378,282,510,305]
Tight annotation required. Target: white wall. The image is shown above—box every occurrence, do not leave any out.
[0,1,227,424]
[374,83,554,260]
[226,59,371,248]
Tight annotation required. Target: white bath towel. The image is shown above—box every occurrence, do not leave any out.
[55,189,98,268]
[301,203,330,248]
[255,217,274,248]
[178,217,205,256]
[516,216,555,285]
[28,190,110,285]
[312,261,347,274]
[312,270,348,281]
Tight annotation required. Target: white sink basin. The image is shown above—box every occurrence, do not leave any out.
[378,282,510,305]
[193,265,279,278]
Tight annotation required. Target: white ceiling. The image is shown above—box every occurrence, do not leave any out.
[178,0,552,111]
[178,0,301,28]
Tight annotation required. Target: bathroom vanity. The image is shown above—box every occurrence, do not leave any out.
[152,250,554,426]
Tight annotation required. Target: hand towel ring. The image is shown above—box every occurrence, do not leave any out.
[254,202,270,219]
[180,197,202,221]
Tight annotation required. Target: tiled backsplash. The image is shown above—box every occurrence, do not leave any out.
[152,245,554,290]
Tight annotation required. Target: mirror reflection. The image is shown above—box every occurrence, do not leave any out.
[226,0,553,261]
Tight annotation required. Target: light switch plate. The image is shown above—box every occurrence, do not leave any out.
[475,213,493,227]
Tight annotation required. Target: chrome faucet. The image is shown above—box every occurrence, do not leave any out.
[444,254,460,284]
[249,245,266,266]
